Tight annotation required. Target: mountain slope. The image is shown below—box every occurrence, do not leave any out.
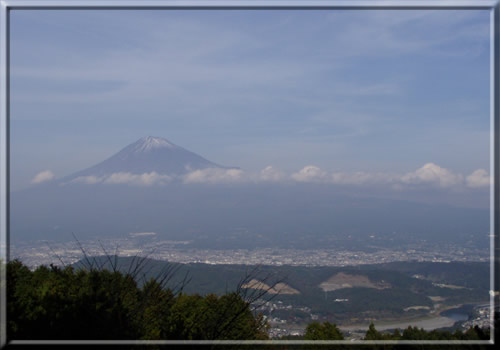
[60,136,233,182]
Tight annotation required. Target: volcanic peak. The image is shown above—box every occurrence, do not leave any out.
[133,136,177,153]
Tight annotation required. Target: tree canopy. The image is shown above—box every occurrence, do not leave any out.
[304,321,344,340]
[7,259,267,341]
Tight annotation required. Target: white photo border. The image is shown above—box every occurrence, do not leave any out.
[0,0,498,346]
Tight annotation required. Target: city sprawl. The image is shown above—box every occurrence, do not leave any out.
[11,237,488,269]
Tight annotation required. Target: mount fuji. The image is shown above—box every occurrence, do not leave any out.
[59,136,235,184]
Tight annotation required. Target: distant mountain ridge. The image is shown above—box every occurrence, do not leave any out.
[60,136,235,183]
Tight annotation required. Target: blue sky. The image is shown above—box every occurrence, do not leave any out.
[9,9,491,199]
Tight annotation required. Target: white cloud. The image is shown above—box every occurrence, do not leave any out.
[60,163,484,191]
[70,175,103,185]
[277,163,467,189]
[259,166,286,182]
[330,171,398,185]
[400,163,463,188]
[183,168,244,184]
[307,163,470,190]
[31,170,55,184]
[68,172,171,186]
[103,172,171,186]
[291,165,327,182]
[466,169,490,188]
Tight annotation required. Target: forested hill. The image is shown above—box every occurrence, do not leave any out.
[74,256,488,296]
[71,257,489,325]
[5,258,492,344]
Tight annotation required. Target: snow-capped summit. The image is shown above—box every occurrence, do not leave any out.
[60,136,234,182]
[133,136,177,153]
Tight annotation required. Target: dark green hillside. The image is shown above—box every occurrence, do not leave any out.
[5,258,492,344]
[72,257,489,325]
[371,261,489,285]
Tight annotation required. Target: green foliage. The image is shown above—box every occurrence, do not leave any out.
[364,323,392,340]
[304,321,344,340]
[137,279,175,339]
[166,292,267,340]
[7,260,268,341]
[7,260,140,339]
[363,323,490,342]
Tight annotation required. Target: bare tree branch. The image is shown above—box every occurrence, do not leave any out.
[210,265,288,340]
[98,240,117,273]
[45,242,67,268]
